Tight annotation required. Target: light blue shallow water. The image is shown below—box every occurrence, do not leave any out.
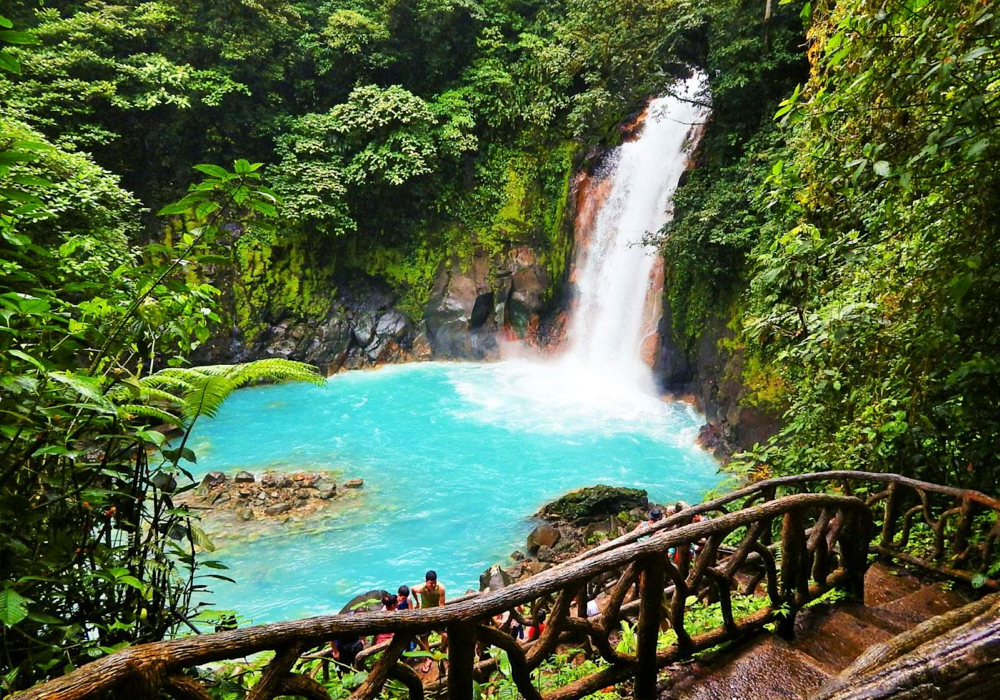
[185,360,720,624]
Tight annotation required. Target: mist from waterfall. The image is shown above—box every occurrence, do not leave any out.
[563,72,710,392]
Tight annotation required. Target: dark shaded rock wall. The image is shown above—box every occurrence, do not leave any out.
[655,298,779,460]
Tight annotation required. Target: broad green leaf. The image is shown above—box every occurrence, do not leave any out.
[0,588,30,627]
[192,164,231,180]
[9,349,45,371]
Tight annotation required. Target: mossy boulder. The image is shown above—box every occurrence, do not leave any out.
[536,485,648,525]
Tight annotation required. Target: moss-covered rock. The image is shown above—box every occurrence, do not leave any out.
[536,485,648,525]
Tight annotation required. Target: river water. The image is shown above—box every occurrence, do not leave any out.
[185,73,716,624]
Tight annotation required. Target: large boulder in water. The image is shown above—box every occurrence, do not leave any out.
[537,485,648,525]
[479,564,514,592]
[339,589,389,615]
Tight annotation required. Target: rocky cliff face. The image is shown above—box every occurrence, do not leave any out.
[195,159,578,372]
[195,244,563,373]
[654,299,779,460]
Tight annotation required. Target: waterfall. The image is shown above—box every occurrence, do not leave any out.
[564,73,710,392]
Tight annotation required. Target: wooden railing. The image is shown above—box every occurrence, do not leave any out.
[12,472,999,700]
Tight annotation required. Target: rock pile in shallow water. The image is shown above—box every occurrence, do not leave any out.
[479,485,664,591]
[185,470,356,520]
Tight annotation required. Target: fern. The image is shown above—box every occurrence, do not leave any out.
[130,359,322,427]
[117,404,181,426]
[182,374,239,422]
[103,359,323,447]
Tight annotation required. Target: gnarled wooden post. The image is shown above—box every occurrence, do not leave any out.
[634,555,666,700]
[447,622,476,700]
[837,505,873,602]
[779,509,807,639]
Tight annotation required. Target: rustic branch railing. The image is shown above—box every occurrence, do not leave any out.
[13,472,999,700]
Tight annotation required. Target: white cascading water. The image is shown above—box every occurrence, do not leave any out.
[456,73,710,436]
[564,72,710,392]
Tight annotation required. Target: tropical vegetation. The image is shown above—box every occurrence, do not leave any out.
[2,0,998,693]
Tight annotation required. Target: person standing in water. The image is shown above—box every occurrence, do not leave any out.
[411,570,446,672]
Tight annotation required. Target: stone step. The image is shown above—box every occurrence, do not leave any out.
[791,607,894,674]
[862,561,923,607]
[664,636,831,700]
[873,582,969,627]
[836,601,915,637]
[659,565,973,700]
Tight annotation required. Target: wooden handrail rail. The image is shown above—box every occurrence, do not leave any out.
[14,493,866,700]
[565,470,1000,565]
[12,471,999,700]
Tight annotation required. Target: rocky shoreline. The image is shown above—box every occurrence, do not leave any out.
[179,469,365,524]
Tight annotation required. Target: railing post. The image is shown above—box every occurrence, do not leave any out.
[779,510,807,639]
[838,506,874,602]
[448,622,476,700]
[576,582,589,617]
[635,555,666,700]
[880,482,900,548]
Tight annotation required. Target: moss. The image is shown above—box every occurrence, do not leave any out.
[202,139,583,338]
[741,353,791,410]
[226,233,334,344]
[350,237,447,320]
[537,485,649,525]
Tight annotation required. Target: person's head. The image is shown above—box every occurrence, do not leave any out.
[674,501,684,513]
[398,585,410,600]
[648,507,663,523]
[425,570,438,587]
[382,593,398,610]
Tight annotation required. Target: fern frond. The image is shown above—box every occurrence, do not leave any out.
[143,359,322,425]
[138,370,197,394]
[182,374,238,423]
[196,359,324,388]
[118,404,182,426]
[136,385,186,407]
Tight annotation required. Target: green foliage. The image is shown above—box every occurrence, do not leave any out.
[0,2,249,150]
[654,0,1000,493]
[0,151,321,691]
[733,0,1000,490]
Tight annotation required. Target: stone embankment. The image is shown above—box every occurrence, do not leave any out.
[180,470,365,522]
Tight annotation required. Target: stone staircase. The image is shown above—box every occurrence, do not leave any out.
[661,563,971,700]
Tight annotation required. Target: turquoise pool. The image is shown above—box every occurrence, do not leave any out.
[185,360,720,624]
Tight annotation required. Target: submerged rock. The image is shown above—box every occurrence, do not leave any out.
[344,478,364,489]
[264,503,293,516]
[340,589,389,615]
[176,469,361,527]
[202,471,227,488]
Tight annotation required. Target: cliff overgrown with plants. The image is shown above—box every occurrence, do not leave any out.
[2,0,700,357]
[0,0,706,689]
[658,0,1000,493]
